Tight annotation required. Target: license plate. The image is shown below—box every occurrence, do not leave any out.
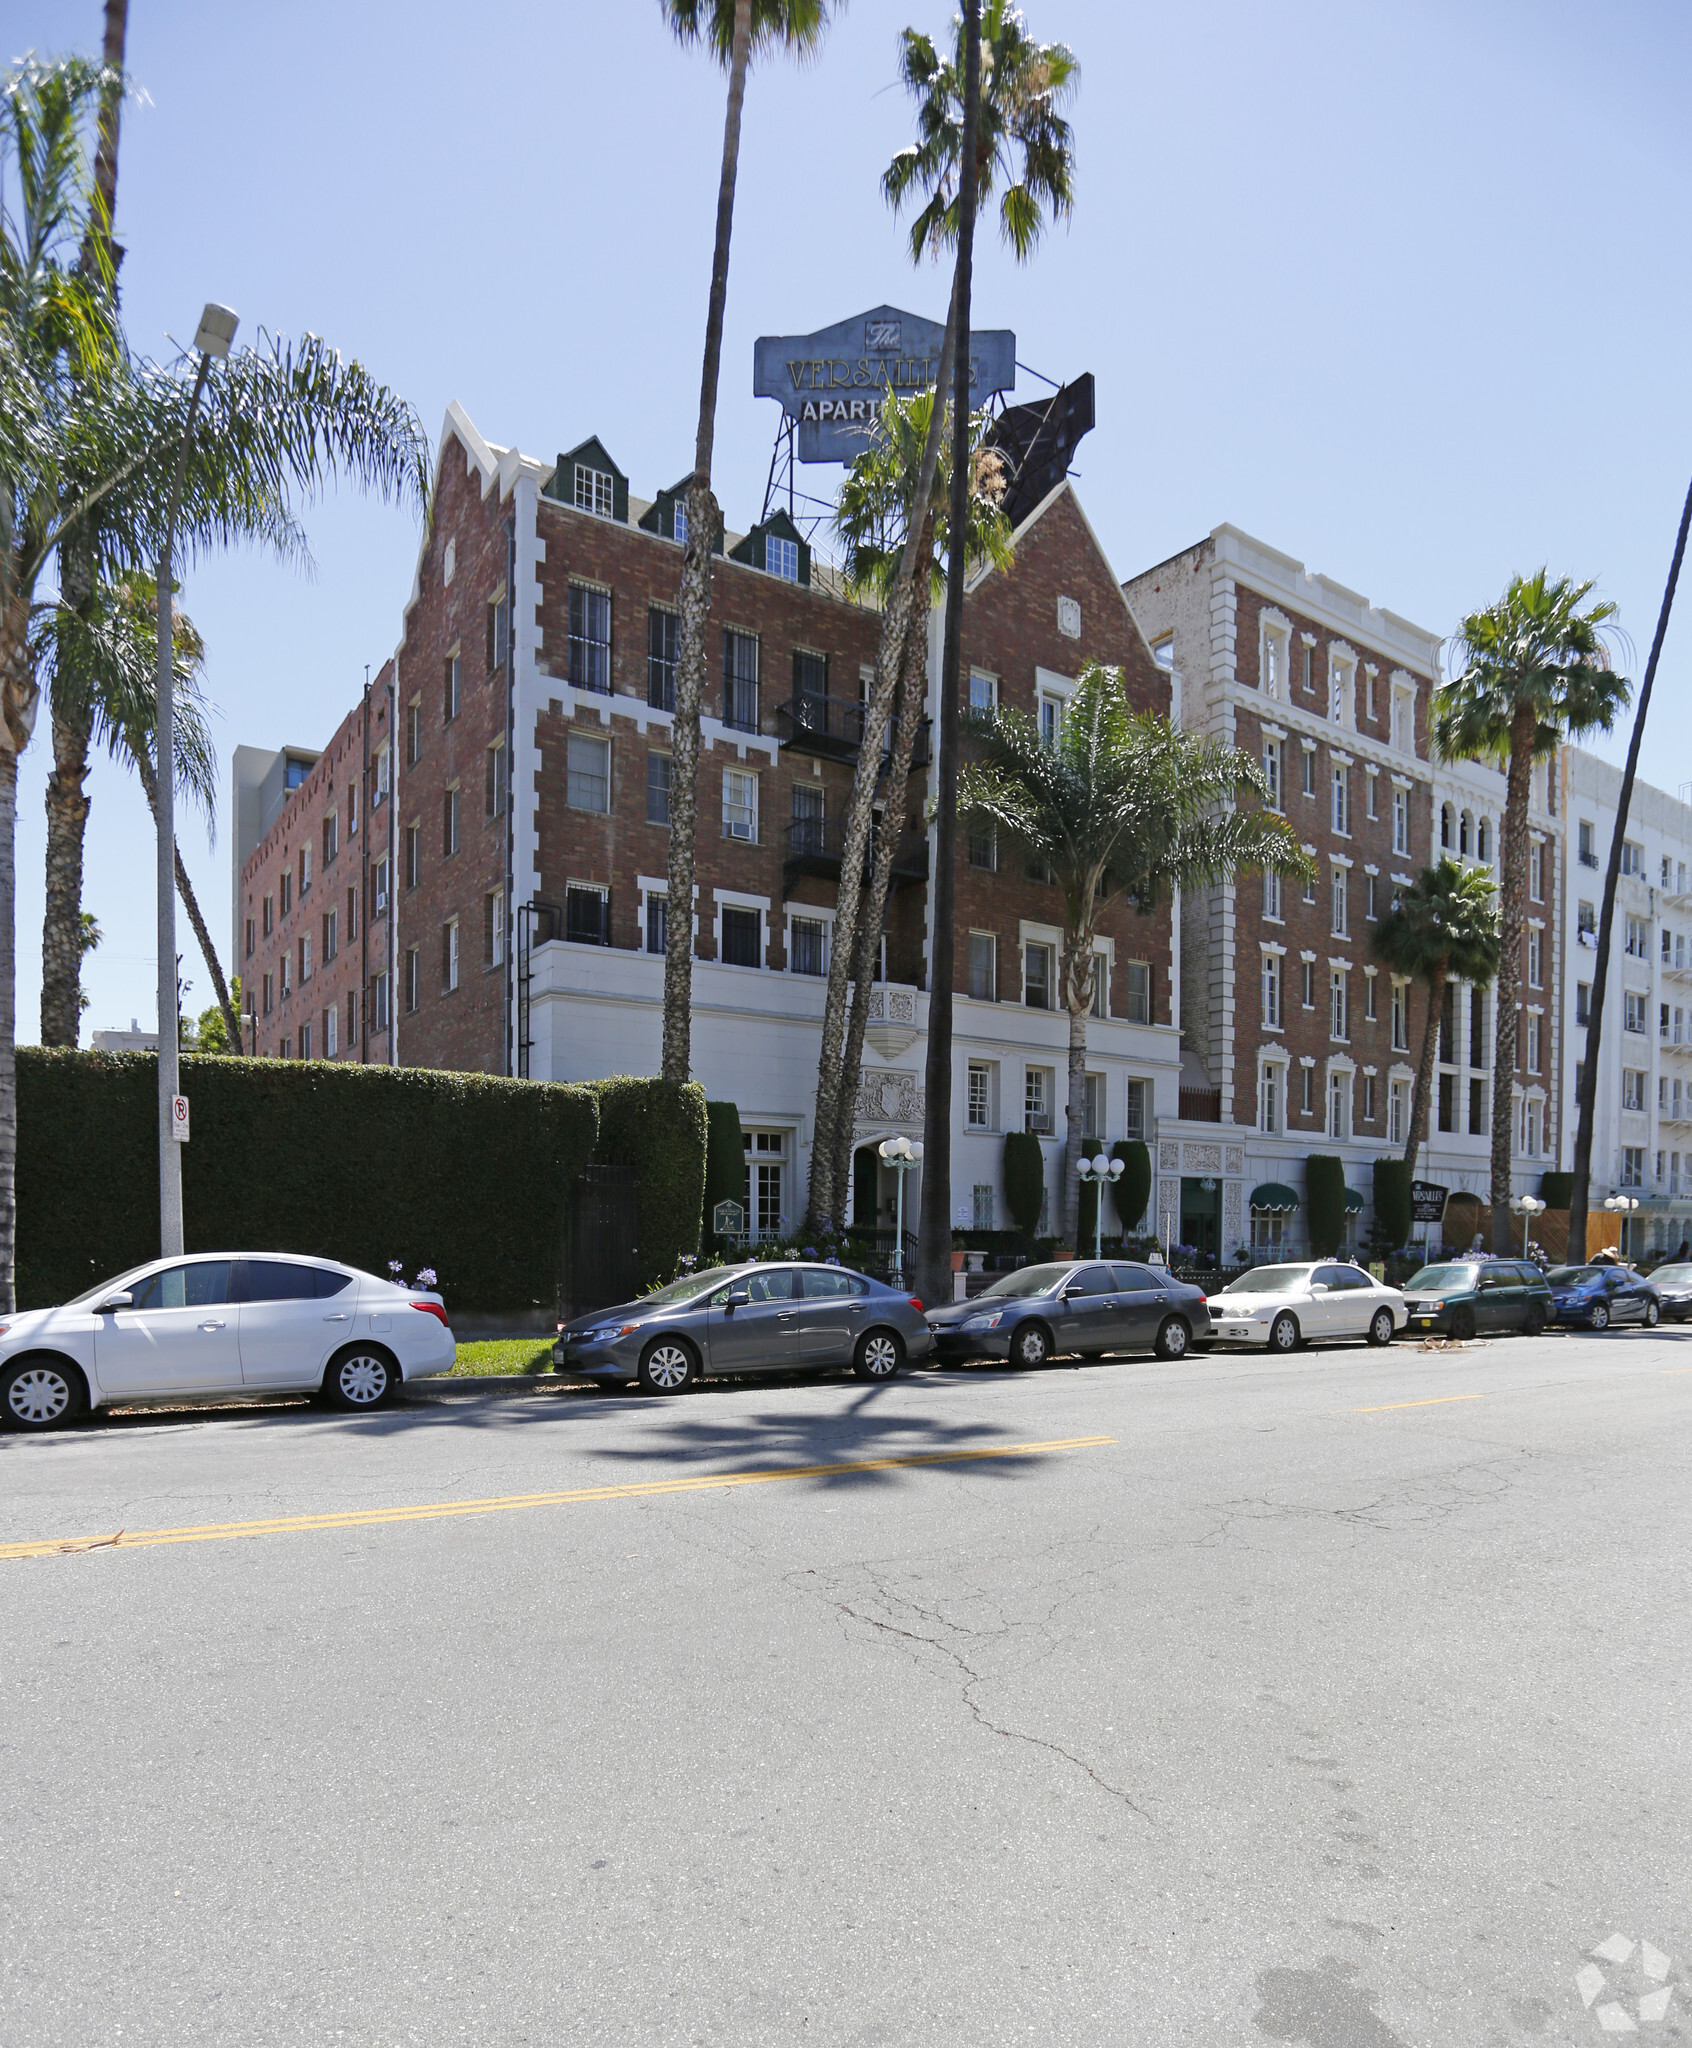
[1225,1327,1248,1338]
[1413,1318,1433,1328]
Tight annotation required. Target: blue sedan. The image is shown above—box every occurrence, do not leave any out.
[1546,1264,1661,1331]
[557,1261,933,1392]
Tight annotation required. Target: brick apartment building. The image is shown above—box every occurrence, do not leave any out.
[1126,526,1564,1256]
[237,402,1182,1239]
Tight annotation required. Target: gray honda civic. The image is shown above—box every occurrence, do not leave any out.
[556,1260,935,1393]
[926,1258,1212,1367]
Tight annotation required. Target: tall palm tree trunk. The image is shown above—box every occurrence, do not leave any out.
[1490,709,1535,1251]
[1404,960,1448,1179]
[0,575,40,1314]
[1570,471,1692,1261]
[43,0,130,1047]
[806,325,955,1230]
[916,0,981,1305]
[127,735,243,1055]
[829,611,931,1225]
[40,704,93,1043]
[663,0,750,1086]
[1060,934,1099,1246]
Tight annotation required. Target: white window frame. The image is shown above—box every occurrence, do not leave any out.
[786,906,833,977]
[1259,611,1291,704]
[764,533,799,581]
[574,461,614,518]
[714,888,770,972]
[567,729,611,814]
[966,929,998,1003]
[722,766,759,843]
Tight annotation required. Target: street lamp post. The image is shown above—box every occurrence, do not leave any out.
[1603,1192,1641,1263]
[878,1135,922,1290]
[1509,1193,1546,1260]
[157,303,237,1256]
[1077,1153,1126,1261]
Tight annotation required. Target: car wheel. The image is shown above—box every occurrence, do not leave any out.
[323,1346,398,1411]
[1154,1315,1190,1361]
[1589,1303,1610,1331]
[2,1356,85,1433]
[1009,1322,1051,1370]
[1269,1312,1300,1353]
[638,1337,697,1395]
[853,1329,904,1382]
[1524,1303,1547,1336]
[1366,1307,1395,1348]
[1644,1300,1661,1328]
[1449,1307,1476,1343]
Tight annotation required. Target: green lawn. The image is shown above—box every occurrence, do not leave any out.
[449,1338,557,1377]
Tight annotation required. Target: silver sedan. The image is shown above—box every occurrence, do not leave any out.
[557,1261,935,1393]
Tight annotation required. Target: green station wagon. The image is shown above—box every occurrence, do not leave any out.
[1399,1260,1553,1340]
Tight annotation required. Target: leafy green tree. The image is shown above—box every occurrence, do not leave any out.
[1436,572,1628,1248]
[1371,857,1502,1177]
[806,386,1013,1230]
[960,662,1311,1244]
[656,0,839,1087]
[196,975,241,1054]
[884,0,1080,1301]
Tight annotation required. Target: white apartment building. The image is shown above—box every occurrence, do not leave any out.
[1560,749,1692,1257]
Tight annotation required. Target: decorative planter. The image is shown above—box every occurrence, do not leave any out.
[951,1250,967,1272]
[965,1250,987,1273]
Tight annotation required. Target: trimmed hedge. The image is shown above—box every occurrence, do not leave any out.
[1305,1154,1347,1257]
[16,1049,598,1314]
[1539,1171,1575,1209]
[1112,1139,1152,1235]
[703,1100,744,1218]
[1373,1158,1412,1247]
[587,1076,708,1289]
[1003,1131,1045,1236]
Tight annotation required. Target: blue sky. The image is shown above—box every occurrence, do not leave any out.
[11,0,1691,1041]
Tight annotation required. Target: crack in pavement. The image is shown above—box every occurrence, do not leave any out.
[797,1564,1156,1828]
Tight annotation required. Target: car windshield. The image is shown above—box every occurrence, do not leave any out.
[1405,1265,1478,1294]
[1650,1263,1692,1284]
[1546,1266,1599,1287]
[1219,1266,1309,1295]
[640,1265,746,1306]
[978,1263,1074,1298]
[64,1264,149,1308]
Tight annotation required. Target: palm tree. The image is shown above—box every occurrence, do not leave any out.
[38,573,239,1053]
[1,56,427,1309]
[657,0,838,1087]
[886,0,1079,1300]
[1436,571,1629,1251]
[804,386,1012,1230]
[1371,858,1502,1178]
[960,662,1311,1245]
[44,3,128,1049]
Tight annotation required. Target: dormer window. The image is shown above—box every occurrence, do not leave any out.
[765,534,799,581]
[574,463,614,518]
[674,500,689,546]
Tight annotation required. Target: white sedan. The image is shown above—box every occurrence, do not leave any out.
[0,1253,456,1431]
[1206,1260,1405,1352]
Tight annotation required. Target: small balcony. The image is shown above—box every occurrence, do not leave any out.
[1178,1085,1222,1123]
[775,695,865,759]
[784,816,929,891]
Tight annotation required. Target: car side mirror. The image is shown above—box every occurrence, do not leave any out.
[726,1286,750,1308]
[1309,1282,1328,1295]
[97,1290,133,1313]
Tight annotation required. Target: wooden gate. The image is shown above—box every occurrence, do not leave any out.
[569,1164,641,1314]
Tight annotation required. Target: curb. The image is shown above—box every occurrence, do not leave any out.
[412,1372,600,1401]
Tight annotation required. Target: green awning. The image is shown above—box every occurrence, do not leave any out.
[1250,1182,1300,1212]
[1343,1187,1366,1214]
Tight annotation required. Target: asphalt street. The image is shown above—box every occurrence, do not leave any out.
[2,1327,1689,2047]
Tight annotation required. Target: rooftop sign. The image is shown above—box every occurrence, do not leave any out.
[753,303,1015,463]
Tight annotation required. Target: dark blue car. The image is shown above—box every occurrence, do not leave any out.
[925,1259,1211,1367]
[1546,1263,1661,1331]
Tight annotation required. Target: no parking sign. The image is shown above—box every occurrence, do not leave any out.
[170,1095,190,1143]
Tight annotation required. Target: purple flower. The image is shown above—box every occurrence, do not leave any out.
[416,1267,437,1288]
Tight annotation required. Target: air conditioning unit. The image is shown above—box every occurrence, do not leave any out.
[375,886,388,912]
[726,820,754,842]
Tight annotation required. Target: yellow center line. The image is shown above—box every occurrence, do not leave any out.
[1344,1394,1487,1414]
[0,1434,1115,1564]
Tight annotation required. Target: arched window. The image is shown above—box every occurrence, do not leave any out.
[1477,816,1491,862]
[1459,811,1472,857]
[1441,802,1454,850]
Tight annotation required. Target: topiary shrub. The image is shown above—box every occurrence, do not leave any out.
[1373,1158,1412,1247]
[1305,1154,1347,1257]
[1003,1131,1045,1236]
[1539,1170,1574,1209]
[702,1099,744,1245]
[15,1048,598,1314]
[1111,1139,1152,1235]
[588,1076,708,1289]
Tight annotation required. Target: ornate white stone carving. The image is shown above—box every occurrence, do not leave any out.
[854,1070,925,1129]
[1184,1142,1223,1173]
[1057,594,1082,640]
[1159,1141,1180,1173]
[1224,1147,1245,1177]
